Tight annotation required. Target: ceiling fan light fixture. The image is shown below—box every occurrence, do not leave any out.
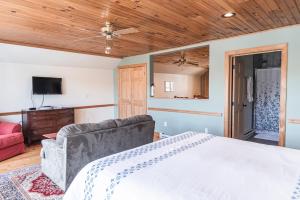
[105,48,111,54]
[222,12,236,18]
[106,35,113,40]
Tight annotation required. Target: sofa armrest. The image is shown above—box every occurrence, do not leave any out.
[41,139,66,190]
[0,122,21,135]
[41,139,64,159]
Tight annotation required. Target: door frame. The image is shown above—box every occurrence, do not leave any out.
[118,63,148,118]
[224,44,288,146]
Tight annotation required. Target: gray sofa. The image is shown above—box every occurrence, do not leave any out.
[41,115,155,191]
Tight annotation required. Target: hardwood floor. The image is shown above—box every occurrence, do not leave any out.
[0,143,41,174]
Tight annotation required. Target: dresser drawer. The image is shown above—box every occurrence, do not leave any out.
[29,115,56,121]
[57,118,74,127]
[29,119,56,129]
[57,109,74,114]
[31,127,57,136]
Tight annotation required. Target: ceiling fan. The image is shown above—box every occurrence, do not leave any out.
[173,51,199,67]
[75,21,139,54]
[173,51,209,69]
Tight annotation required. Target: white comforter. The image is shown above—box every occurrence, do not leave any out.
[64,132,300,200]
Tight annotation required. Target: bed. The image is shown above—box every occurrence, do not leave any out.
[64,132,300,200]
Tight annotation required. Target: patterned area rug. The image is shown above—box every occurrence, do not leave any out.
[0,165,64,200]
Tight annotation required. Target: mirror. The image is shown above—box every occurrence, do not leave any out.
[150,46,209,99]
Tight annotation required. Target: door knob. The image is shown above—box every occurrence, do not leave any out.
[243,104,247,107]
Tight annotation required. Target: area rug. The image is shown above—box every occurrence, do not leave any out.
[0,165,64,200]
[254,130,279,142]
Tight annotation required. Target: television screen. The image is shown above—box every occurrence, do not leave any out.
[32,77,62,95]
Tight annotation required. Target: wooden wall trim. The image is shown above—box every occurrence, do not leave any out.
[288,119,300,124]
[0,104,116,117]
[148,107,223,117]
[73,104,115,110]
[0,111,22,116]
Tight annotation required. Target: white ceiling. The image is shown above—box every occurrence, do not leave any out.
[0,43,121,69]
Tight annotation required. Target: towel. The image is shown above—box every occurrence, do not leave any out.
[247,76,253,102]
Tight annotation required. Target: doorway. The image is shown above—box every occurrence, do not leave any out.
[118,64,147,119]
[224,44,288,146]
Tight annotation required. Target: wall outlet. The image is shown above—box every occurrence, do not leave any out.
[163,121,168,127]
[160,133,170,139]
[205,128,208,134]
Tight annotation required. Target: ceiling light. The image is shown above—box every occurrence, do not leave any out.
[222,12,236,18]
[104,40,112,54]
[105,45,111,54]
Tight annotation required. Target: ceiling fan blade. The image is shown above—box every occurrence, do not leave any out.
[199,65,209,69]
[177,62,183,67]
[73,35,103,42]
[113,27,139,35]
[186,61,199,66]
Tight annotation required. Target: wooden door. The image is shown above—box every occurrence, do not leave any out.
[232,56,255,139]
[118,64,147,118]
[119,67,132,118]
[131,66,147,116]
[232,58,245,139]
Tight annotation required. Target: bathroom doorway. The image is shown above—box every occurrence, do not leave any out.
[224,44,287,146]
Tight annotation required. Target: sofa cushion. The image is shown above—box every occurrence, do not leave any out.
[56,119,117,145]
[0,122,22,135]
[0,132,24,149]
[114,115,153,127]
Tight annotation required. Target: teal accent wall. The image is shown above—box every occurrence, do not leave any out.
[117,25,300,149]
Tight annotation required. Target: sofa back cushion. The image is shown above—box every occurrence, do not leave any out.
[56,119,117,146]
[64,115,155,188]
[0,122,22,135]
[114,115,153,127]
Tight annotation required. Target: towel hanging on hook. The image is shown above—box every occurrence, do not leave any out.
[247,76,253,102]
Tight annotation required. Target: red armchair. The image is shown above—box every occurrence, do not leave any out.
[0,121,25,161]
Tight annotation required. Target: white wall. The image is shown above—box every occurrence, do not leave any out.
[0,43,121,123]
[154,73,200,99]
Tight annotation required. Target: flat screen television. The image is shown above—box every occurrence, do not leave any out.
[32,77,62,95]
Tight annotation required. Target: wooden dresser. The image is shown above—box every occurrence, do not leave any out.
[22,108,74,145]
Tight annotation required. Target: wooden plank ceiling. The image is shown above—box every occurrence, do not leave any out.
[0,0,299,58]
[153,46,209,75]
